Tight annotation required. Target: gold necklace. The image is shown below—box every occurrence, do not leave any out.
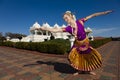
[71,23,77,38]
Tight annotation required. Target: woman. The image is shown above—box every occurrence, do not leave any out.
[37,10,113,75]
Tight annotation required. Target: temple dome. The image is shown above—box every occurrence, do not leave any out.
[54,23,60,28]
[30,22,41,30]
[85,27,92,33]
[62,24,66,28]
[42,22,50,28]
[33,22,41,28]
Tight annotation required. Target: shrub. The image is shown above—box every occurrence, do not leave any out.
[0,38,111,55]
[90,38,111,48]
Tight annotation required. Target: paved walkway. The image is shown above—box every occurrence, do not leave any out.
[0,41,119,80]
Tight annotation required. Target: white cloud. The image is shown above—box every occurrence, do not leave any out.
[92,28,116,34]
[90,27,120,37]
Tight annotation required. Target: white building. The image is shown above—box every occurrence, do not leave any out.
[9,22,93,43]
[21,22,70,42]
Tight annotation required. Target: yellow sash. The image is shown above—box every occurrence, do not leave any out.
[74,37,89,51]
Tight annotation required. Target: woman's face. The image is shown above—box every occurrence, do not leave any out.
[63,14,72,24]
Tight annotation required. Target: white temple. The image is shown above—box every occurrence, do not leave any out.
[20,22,70,42]
[8,22,93,43]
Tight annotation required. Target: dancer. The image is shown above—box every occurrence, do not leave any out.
[37,10,113,75]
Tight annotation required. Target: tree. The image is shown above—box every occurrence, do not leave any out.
[5,32,27,39]
[0,32,6,42]
[0,32,2,37]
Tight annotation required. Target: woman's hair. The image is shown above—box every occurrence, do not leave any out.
[64,11,76,20]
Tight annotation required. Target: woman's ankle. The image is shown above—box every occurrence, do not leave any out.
[73,72,79,76]
[89,71,96,75]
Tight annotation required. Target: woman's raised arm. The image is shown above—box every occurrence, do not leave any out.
[84,10,113,21]
[36,27,65,33]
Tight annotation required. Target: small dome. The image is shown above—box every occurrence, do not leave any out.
[54,23,60,28]
[30,22,41,31]
[42,22,50,27]
[85,27,92,33]
[62,24,66,28]
[32,22,41,28]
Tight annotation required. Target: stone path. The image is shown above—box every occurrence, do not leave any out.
[0,41,119,80]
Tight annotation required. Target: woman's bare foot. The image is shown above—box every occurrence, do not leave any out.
[73,72,79,76]
[89,71,96,75]
[73,71,83,76]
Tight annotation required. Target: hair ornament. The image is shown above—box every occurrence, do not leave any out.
[65,10,76,20]
[65,11,72,14]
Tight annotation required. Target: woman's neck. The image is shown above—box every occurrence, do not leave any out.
[70,21,77,37]
[70,20,77,28]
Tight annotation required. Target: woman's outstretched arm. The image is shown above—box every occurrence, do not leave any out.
[36,27,65,33]
[84,10,113,21]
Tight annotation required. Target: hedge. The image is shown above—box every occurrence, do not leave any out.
[0,38,111,54]
[90,38,112,48]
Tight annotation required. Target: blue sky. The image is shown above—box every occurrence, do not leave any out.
[0,0,120,37]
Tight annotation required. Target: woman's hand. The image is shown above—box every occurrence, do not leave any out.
[104,10,113,14]
[35,28,40,30]
[35,27,45,30]
[40,27,44,30]
[84,10,113,21]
